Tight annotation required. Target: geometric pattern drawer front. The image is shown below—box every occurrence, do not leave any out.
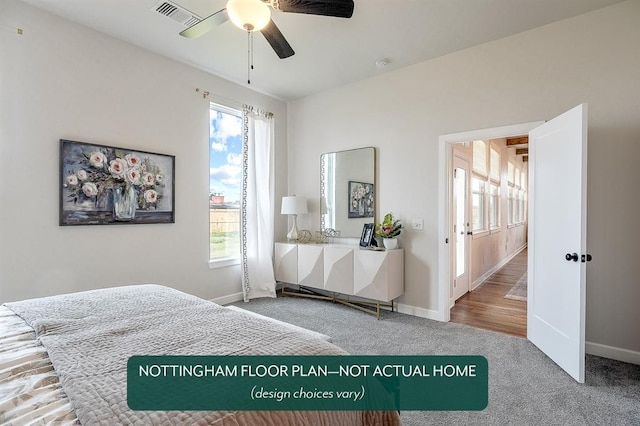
[297,245,324,289]
[354,250,388,300]
[354,249,404,302]
[323,246,354,294]
[274,243,297,284]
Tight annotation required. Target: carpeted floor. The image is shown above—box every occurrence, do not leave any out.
[230,296,640,425]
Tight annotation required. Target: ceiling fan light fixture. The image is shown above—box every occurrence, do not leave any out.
[227,0,271,32]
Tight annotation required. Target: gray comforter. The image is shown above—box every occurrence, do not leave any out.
[5,284,400,425]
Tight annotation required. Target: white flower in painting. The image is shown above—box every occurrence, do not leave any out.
[82,182,98,197]
[126,168,141,185]
[155,174,164,184]
[76,170,88,181]
[109,158,128,178]
[89,152,106,168]
[142,172,155,186]
[125,153,140,168]
[144,189,158,203]
[66,174,78,186]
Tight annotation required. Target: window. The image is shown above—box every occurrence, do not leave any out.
[471,177,485,231]
[472,140,501,232]
[472,140,488,178]
[504,148,530,227]
[488,143,501,230]
[489,145,500,183]
[489,183,500,229]
[507,159,515,185]
[209,104,242,260]
[507,187,514,226]
[518,189,526,223]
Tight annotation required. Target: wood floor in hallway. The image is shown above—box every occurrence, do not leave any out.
[450,248,528,337]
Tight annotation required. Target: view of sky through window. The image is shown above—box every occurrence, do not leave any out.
[209,106,242,259]
[209,108,242,205]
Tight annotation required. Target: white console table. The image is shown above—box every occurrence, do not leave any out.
[274,242,404,319]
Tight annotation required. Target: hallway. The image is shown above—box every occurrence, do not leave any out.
[450,248,527,337]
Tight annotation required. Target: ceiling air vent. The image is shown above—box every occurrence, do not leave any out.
[154,1,201,27]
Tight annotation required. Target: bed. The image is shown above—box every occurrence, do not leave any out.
[0,284,400,425]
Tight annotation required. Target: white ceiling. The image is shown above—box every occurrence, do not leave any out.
[21,0,624,101]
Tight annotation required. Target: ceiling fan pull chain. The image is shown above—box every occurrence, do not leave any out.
[247,30,251,84]
[251,30,255,72]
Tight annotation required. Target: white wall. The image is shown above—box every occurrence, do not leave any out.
[0,0,288,302]
[287,1,640,357]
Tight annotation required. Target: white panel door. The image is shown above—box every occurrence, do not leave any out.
[452,156,471,302]
[528,104,588,383]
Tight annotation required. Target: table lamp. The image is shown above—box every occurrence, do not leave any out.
[281,195,308,241]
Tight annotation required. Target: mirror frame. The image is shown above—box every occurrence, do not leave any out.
[320,147,376,238]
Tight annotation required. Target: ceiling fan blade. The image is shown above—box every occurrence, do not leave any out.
[180,9,229,38]
[275,0,354,18]
[261,19,295,59]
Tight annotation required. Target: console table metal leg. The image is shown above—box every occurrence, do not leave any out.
[279,284,394,319]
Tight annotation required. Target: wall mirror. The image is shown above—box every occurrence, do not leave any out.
[321,147,376,238]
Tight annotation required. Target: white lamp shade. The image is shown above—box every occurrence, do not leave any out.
[281,196,308,215]
[227,0,271,32]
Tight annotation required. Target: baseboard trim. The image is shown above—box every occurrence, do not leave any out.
[586,341,640,366]
[471,244,528,290]
[396,303,442,321]
[211,292,243,305]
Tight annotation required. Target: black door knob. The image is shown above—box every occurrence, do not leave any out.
[565,253,579,262]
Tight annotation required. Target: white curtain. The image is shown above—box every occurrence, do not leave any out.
[241,105,275,301]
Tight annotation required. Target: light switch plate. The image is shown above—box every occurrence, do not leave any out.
[412,218,424,231]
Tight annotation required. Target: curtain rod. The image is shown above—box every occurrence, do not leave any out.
[243,104,273,119]
[195,88,272,118]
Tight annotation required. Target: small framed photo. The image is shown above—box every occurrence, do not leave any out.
[359,223,375,247]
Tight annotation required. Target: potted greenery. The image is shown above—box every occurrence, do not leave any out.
[375,213,403,249]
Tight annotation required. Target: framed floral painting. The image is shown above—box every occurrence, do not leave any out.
[59,139,175,225]
[348,181,374,218]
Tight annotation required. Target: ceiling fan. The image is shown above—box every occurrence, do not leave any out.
[179,0,355,59]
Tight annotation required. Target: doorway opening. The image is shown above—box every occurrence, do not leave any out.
[439,105,588,382]
[437,120,543,329]
[448,137,529,337]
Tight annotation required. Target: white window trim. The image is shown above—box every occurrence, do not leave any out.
[472,229,490,239]
[208,256,240,269]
